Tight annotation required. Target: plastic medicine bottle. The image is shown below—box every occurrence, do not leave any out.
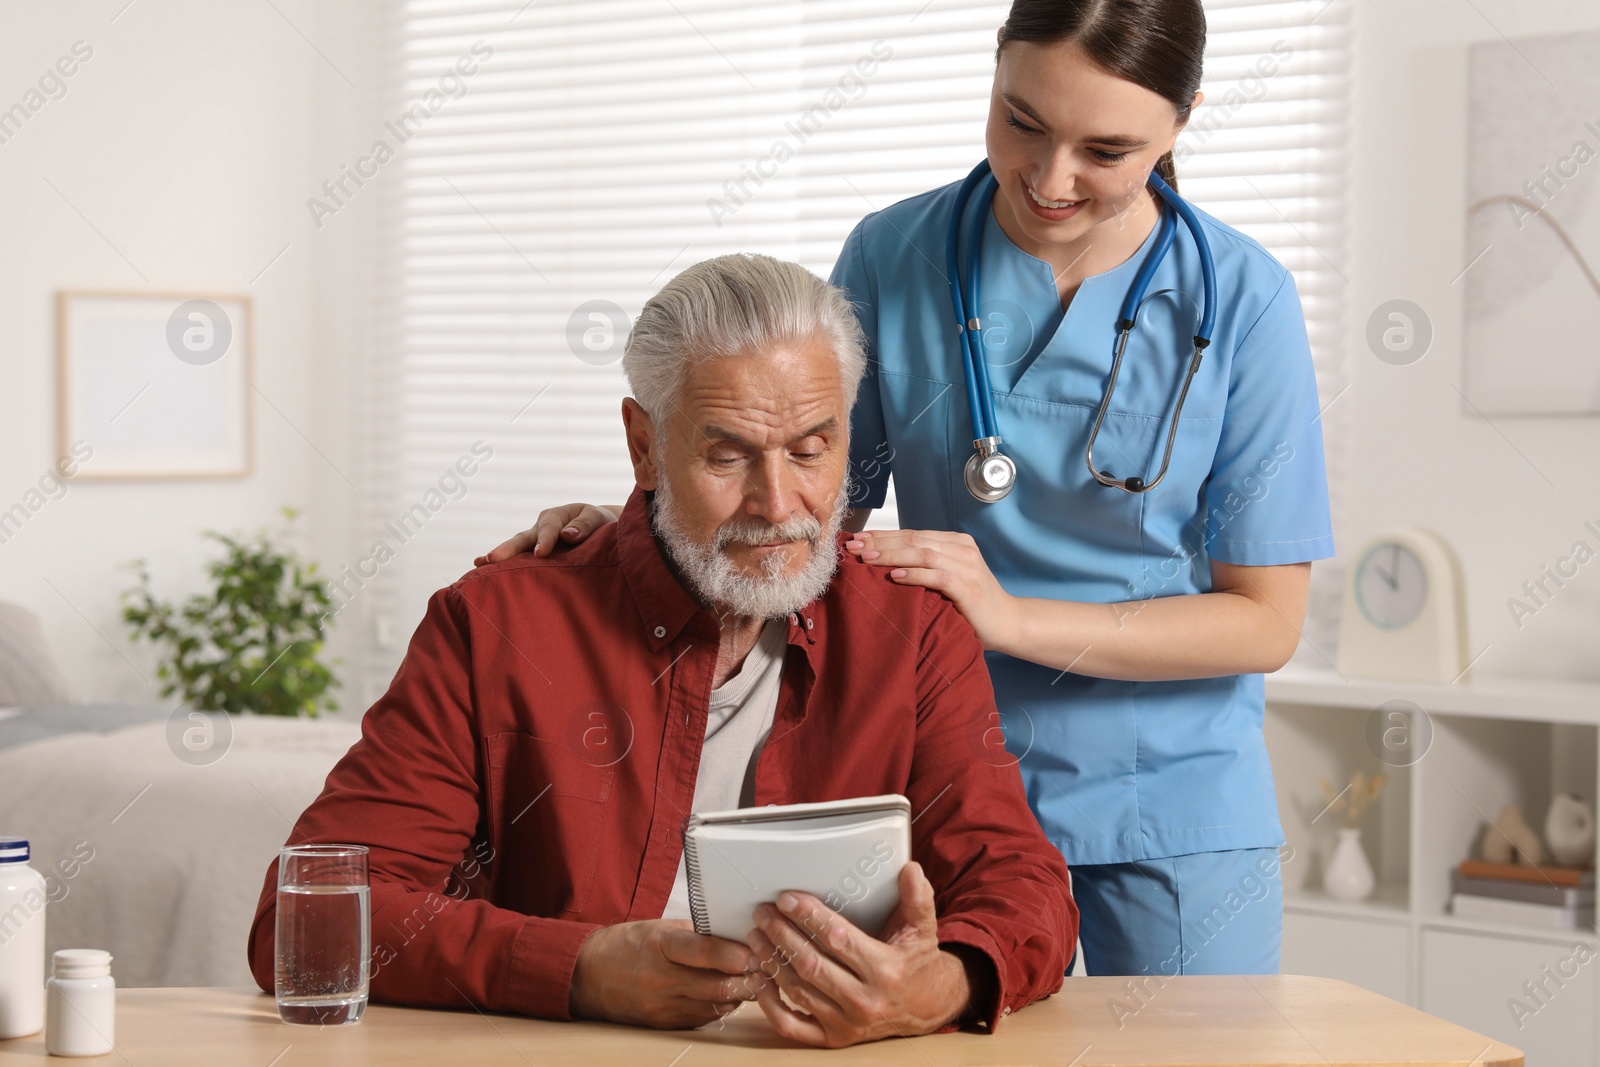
[0,836,47,1039]
[46,950,115,1057]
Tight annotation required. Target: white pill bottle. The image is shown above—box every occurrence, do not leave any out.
[46,949,115,1057]
[0,835,47,1039]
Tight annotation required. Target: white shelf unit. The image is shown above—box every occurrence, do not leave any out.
[1265,668,1600,1064]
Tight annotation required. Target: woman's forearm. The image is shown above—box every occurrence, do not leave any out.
[992,563,1311,682]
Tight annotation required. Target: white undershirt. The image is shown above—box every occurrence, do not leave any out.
[661,619,786,921]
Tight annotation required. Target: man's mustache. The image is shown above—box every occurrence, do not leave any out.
[713,514,824,550]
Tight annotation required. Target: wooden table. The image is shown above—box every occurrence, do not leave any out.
[0,977,1521,1065]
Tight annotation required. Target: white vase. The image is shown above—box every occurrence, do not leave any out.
[1546,794,1597,868]
[1324,827,1376,902]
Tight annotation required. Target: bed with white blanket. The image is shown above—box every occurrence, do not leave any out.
[0,704,361,987]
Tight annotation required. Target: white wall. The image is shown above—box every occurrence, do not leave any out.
[1345,0,1600,683]
[0,0,381,701]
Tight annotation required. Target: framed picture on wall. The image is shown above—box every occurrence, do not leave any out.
[57,291,254,479]
[1463,30,1600,415]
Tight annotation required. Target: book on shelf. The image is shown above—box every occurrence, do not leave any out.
[1452,871,1595,908]
[1450,893,1595,931]
[1456,859,1594,888]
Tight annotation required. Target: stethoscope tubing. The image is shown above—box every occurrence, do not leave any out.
[949,158,1217,498]
[946,163,996,442]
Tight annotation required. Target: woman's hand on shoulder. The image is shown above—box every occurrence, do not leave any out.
[473,503,622,566]
[844,529,1019,650]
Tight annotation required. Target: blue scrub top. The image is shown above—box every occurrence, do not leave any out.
[831,175,1335,867]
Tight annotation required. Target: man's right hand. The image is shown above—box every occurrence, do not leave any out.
[569,919,762,1029]
[473,503,621,566]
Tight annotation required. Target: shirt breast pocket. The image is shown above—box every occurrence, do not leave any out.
[485,732,614,918]
[1021,293,1224,490]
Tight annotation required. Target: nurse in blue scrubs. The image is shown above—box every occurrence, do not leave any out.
[482,0,1333,979]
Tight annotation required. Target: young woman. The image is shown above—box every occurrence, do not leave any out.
[480,0,1332,978]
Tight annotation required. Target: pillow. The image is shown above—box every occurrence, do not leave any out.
[0,601,74,705]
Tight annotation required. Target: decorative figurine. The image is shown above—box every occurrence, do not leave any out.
[1481,805,1543,866]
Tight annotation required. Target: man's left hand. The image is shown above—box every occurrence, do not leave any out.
[744,861,982,1047]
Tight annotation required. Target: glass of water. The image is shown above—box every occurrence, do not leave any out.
[275,844,371,1025]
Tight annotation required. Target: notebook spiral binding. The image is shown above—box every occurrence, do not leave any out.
[683,815,711,936]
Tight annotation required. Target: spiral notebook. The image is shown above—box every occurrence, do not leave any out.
[682,794,912,940]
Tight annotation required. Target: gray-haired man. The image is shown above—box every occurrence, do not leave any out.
[251,254,1077,1048]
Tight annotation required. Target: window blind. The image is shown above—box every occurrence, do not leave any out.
[1173,0,1354,665]
[357,0,1351,695]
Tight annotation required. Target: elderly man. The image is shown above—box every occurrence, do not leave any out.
[247,254,1076,1047]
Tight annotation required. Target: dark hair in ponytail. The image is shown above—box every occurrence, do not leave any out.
[997,0,1206,191]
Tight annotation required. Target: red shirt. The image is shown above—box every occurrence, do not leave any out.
[248,489,1077,1028]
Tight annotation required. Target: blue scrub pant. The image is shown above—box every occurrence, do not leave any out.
[1069,847,1284,976]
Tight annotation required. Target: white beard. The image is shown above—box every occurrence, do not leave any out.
[651,475,843,620]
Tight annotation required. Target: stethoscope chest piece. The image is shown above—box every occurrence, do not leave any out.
[964,437,1016,502]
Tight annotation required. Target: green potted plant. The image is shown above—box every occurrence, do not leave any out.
[122,507,339,717]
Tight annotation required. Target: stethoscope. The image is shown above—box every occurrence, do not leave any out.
[947,159,1218,503]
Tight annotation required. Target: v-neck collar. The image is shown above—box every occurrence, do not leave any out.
[984,194,1168,310]
[969,194,1172,394]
